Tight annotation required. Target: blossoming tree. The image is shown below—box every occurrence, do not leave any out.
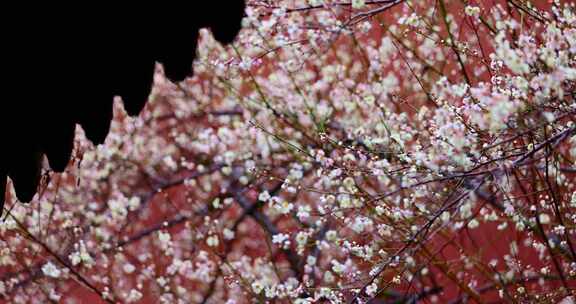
[1,0,575,303]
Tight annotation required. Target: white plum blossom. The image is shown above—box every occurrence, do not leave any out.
[41,262,62,279]
[465,6,481,17]
[272,233,291,249]
[352,0,365,9]
[69,241,94,268]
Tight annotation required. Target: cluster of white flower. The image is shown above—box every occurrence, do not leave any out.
[2,1,575,303]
